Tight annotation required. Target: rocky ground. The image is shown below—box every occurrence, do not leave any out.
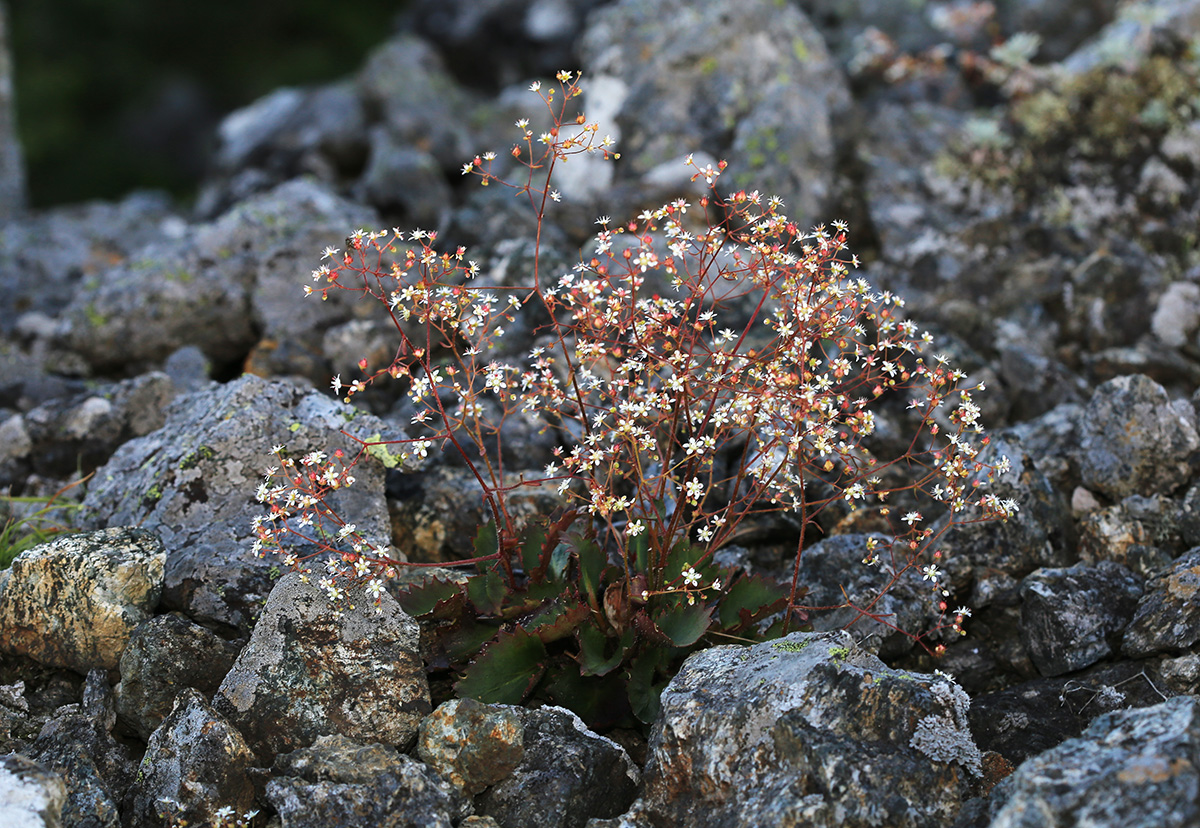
[4,0,1200,826]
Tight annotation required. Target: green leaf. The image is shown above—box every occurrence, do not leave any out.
[440,619,501,665]
[548,542,572,582]
[395,578,463,618]
[653,601,713,647]
[455,628,547,704]
[627,649,670,724]
[525,598,590,644]
[576,536,605,607]
[466,569,507,616]
[718,573,789,631]
[474,521,499,559]
[520,523,548,576]
[577,624,634,677]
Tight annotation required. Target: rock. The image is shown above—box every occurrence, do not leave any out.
[1019,561,1142,677]
[476,705,639,828]
[56,178,378,380]
[80,374,405,629]
[614,631,982,828]
[356,33,478,171]
[0,753,66,828]
[197,82,368,217]
[937,434,1074,609]
[983,695,1200,827]
[1122,547,1200,657]
[1076,374,1200,500]
[356,129,451,226]
[578,0,851,224]
[1076,494,1181,575]
[29,670,135,828]
[113,613,244,741]
[266,734,470,828]
[213,570,431,761]
[390,467,563,563]
[0,192,179,339]
[796,533,933,657]
[121,689,256,828]
[0,527,165,673]
[417,699,524,795]
[968,661,1172,767]
[0,372,176,489]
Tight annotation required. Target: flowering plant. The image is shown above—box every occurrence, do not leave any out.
[253,71,1014,726]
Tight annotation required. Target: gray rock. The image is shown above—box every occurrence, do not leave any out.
[578,0,851,225]
[56,178,378,380]
[938,435,1074,609]
[80,374,404,629]
[0,753,67,828]
[985,695,1200,828]
[266,734,469,828]
[613,631,982,828]
[214,570,430,761]
[113,614,244,741]
[1019,561,1142,677]
[122,689,256,828]
[0,527,165,672]
[30,671,134,828]
[1077,493,1182,575]
[0,373,176,489]
[356,129,451,227]
[356,33,478,170]
[417,699,524,795]
[796,533,933,657]
[0,192,179,338]
[1076,374,1200,500]
[968,661,1172,767]
[477,705,639,828]
[1122,546,1200,657]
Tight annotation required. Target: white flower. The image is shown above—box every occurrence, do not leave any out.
[922,564,940,582]
[627,520,645,537]
[682,566,701,587]
[331,374,343,394]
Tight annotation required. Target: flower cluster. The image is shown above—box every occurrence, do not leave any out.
[254,70,1015,650]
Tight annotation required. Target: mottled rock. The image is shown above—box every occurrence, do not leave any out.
[122,689,255,828]
[113,613,243,740]
[81,374,405,629]
[1077,494,1181,575]
[0,754,66,828]
[356,129,450,226]
[938,434,1074,608]
[1019,562,1142,677]
[0,192,179,339]
[1122,547,1200,657]
[985,696,1200,828]
[0,373,176,489]
[796,533,933,657]
[477,705,638,828]
[417,699,524,795]
[30,671,134,828]
[613,631,982,828]
[266,734,469,828]
[1076,374,1200,500]
[0,527,165,673]
[579,0,850,224]
[214,570,430,761]
[968,661,1171,767]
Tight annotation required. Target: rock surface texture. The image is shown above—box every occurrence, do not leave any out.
[4,1,1200,826]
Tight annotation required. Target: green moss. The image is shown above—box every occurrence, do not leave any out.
[699,56,719,76]
[827,645,851,662]
[83,302,108,328]
[771,639,810,653]
[141,483,164,508]
[179,445,217,470]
